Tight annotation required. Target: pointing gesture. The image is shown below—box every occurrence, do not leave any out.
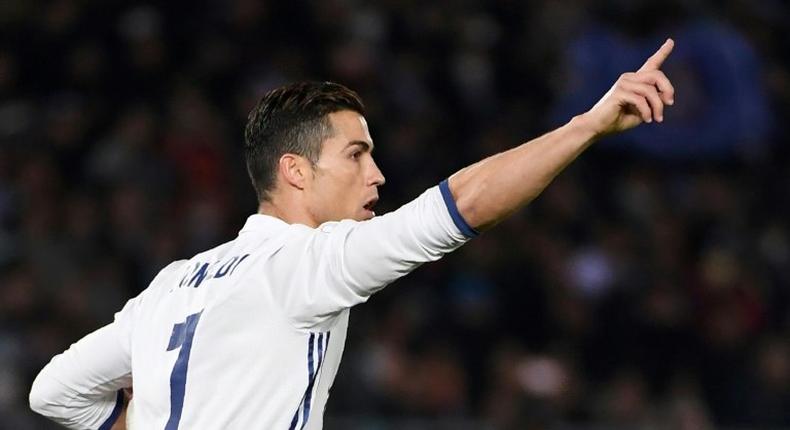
[639,38,674,72]
[584,38,676,137]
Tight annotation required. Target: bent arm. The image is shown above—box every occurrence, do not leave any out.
[30,300,136,430]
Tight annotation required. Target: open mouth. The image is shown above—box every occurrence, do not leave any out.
[363,197,378,212]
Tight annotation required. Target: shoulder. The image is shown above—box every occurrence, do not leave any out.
[316,219,357,234]
[154,259,190,282]
[280,221,354,245]
[135,259,190,301]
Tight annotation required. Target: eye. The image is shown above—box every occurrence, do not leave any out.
[351,151,362,160]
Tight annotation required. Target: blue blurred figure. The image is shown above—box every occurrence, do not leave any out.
[554,4,772,158]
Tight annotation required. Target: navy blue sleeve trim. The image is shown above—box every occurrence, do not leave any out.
[98,390,124,430]
[439,179,479,238]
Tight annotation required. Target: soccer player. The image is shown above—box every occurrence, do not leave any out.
[29,40,675,429]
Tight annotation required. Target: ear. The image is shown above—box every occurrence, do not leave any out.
[277,153,312,190]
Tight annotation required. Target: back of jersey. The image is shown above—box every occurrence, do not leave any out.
[125,220,347,429]
[30,186,470,430]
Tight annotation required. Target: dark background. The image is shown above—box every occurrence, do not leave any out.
[1,1,789,429]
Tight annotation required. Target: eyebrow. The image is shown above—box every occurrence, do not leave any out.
[346,140,374,152]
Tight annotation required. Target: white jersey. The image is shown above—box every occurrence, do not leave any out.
[29,182,476,430]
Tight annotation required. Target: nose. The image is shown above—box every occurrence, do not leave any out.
[368,159,386,187]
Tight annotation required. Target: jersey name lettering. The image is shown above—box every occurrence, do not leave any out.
[176,254,250,290]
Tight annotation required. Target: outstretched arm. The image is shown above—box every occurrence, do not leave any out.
[450,39,675,231]
[272,40,676,328]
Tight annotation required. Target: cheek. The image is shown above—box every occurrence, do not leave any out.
[313,160,363,202]
[334,162,364,188]
[332,167,358,189]
[336,168,364,209]
[317,169,356,203]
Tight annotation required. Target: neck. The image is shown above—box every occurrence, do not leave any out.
[258,197,318,228]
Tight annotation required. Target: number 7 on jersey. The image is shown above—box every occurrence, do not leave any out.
[165,310,203,430]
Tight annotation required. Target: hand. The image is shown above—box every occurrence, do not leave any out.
[110,388,133,430]
[582,38,675,137]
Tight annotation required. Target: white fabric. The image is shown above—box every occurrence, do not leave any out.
[30,185,470,429]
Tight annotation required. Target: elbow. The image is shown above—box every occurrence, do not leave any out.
[451,180,493,233]
[29,369,59,417]
[445,175,485,233]
[29,372,49,415]
[455,198,483,231]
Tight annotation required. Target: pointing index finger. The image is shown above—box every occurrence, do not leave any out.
[639,38,674,72]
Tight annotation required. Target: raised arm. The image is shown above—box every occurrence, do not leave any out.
[450,39,675,231]
[269,40,676,329]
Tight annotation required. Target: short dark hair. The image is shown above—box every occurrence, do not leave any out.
[244,81,366,202]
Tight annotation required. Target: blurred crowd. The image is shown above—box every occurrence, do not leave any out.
[1,0,789,429]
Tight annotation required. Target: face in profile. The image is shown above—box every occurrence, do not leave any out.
[305,110,385,224]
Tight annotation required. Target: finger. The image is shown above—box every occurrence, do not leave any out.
[638,38,674,72]
[631,70,675,105]
[620,91,653,123]
[622,80,664,122]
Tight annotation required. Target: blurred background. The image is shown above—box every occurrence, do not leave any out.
[1,0,789,429]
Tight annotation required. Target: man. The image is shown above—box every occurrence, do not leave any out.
[30,40,675,429]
